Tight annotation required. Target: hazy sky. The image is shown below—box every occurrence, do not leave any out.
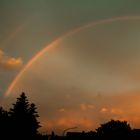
[1,0,140,134]
[1,0,140,94]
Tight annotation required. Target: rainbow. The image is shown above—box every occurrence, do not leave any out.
[5,16,140,96]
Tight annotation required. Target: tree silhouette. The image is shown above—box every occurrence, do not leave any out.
[0,107,9,138]
[28,103,41,134]
[9,92,40,139]
[96,120,131,139]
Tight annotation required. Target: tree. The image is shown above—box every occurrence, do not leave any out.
[96,120,131,139]
[9,92,40,138]
[28,103,41,135]
[0,107,9,138]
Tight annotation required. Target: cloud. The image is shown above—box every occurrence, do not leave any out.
[100,107,123,114]
[56,117,94,128]
[58,108,65,112]
[40,114,95,134]
[0,49,23,70]
[80,103,95,111]
[100,107,108,113]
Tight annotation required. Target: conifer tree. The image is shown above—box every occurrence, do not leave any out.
[9,92,40,138]
[0,107,9,137]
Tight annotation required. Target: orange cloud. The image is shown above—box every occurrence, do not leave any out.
[40,116,95,134]
[80,103,95,111]
[100,107,108,113]
[58,108,65,112]
[56,117,94,128]
[0,49,23,70]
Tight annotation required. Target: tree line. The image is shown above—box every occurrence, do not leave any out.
[0,92,140,140]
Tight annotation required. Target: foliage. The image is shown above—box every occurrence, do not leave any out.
[9,92,40,139]
[96,120,132,139]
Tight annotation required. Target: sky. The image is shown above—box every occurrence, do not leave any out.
[1,0,140,134]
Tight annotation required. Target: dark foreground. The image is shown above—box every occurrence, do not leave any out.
[1,92,140,140]
[2,129,140,140]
